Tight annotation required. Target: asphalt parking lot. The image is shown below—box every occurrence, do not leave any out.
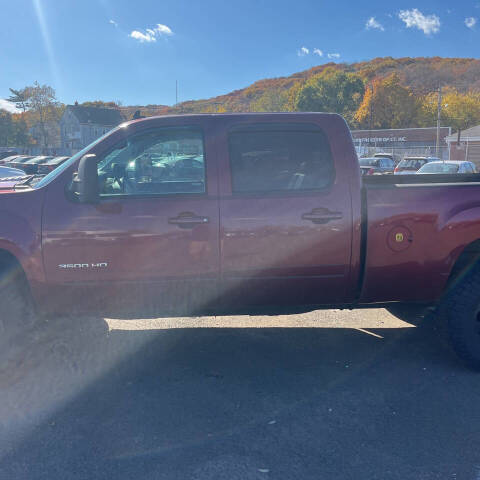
[1,306,480,479]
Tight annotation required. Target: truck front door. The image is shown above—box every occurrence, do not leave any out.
[42,120,220,314]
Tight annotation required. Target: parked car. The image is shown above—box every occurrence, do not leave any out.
[0,155,25,166]
[359,156,395,175]
[7,156,35,169]
[37,156,70,175]
[373,152,401,165]
[0,151,18,160]
[394,156,440,174]
[416,161,477,174]
[4,113,480,369]
[0,165,26,178]
[19,156,54,174]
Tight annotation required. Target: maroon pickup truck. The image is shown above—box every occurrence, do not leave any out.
[2,113,480,368]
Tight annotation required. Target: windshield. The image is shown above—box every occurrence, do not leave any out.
[398,158,428,169]
[35,129,118,189]
[359,158,379,166]
[418,162,460,173]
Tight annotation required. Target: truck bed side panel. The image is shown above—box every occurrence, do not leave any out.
[360,183,480,303]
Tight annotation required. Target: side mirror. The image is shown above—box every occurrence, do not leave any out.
[72,154,99,203]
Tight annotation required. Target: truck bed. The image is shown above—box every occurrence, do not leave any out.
[359,173,480,303]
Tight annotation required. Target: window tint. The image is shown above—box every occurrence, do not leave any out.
[384,158,394,167]
[359,158,379,166]
[399,158,427,169]
[228,124,334,193]
[418,163,459,173]
[97,127,205,196]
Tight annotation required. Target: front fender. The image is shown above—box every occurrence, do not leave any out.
[0,189,45,283]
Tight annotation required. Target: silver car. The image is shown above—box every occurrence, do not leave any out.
[416,161,477,174]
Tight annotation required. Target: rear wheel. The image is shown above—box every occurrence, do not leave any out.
[447,265,480,370]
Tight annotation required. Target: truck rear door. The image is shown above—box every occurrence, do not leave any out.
[42,118,220,313]
[216,115,354,307]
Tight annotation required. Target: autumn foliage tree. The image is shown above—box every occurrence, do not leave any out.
[354,74,419,129]
[419,88,480,140]
[25,81,63,148]
[250,88,289,112]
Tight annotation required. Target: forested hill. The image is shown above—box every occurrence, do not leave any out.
[165,57,480,132]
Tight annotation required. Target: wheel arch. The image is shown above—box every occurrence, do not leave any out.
[0,247,27,281]
[446,239,480,293]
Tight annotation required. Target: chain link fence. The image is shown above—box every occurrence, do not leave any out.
[356,145,450,163]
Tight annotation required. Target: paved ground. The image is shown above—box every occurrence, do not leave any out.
[1,306,480,479]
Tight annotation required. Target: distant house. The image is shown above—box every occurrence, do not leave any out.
[29,121,61,155]
[446,125,480,167]
[60,105,124,153]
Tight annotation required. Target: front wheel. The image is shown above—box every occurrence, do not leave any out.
[447,265,480,370]
[0,264,34,344]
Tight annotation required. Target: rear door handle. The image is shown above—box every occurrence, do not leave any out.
[168,212,210,228]
[302,209,343,224]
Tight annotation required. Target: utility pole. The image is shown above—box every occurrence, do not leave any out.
[175,80,178,107]
[368,83,373,155]
[436,85,442,159]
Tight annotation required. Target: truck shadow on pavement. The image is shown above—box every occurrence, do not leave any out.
[1,306,478,480]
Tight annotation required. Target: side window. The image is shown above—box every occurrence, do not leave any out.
[97,127,205,196]
[228,124,334,193]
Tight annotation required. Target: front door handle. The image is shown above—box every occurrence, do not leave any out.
[302,208,343,224]
[168,212,210,228]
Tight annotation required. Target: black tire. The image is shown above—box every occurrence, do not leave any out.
[446,264,480,370]
[0,262,34,344]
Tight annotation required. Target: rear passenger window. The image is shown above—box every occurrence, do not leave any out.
[228,124,334,193]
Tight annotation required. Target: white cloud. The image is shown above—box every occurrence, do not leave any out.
[366,17,385,31]
[129,23,174,43]
[465,17,477,28]
[0,99,20,113]
[109,19,118,27]
[297,46,309,56]
[156,24,173,35]
[398,8,440,35]
[130,30,156,42]
[313,48,323,56]
[327,53,340,59]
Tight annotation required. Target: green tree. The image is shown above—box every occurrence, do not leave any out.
[7,88,30,113]
[12,115,30,149]
[0,110,14,146]
[293,69,365,122]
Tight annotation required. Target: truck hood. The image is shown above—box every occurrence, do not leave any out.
[0,176,32,194]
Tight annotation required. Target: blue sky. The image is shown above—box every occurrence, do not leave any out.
[1,0,479,110]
